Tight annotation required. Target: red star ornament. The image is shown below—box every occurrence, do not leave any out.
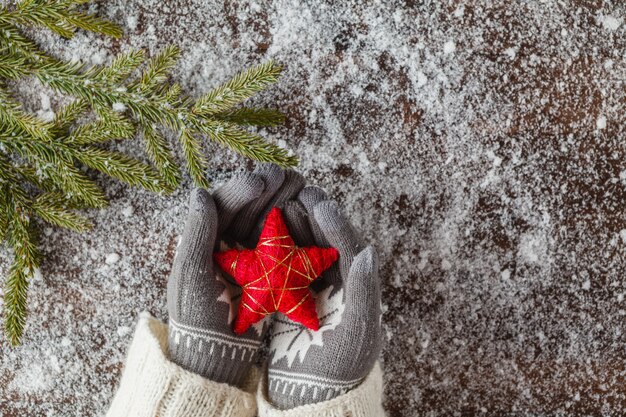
[214,207,339,334]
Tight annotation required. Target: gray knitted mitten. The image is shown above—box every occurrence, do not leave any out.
[226,165,305,247]
[266,186,382,409]
[167,165,304,387]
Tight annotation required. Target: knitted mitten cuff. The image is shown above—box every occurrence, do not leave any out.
[107,313,259,417]
[256,362,386,417]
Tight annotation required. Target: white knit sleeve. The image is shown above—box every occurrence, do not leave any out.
[106,312,259,417]
[256,362,386,417]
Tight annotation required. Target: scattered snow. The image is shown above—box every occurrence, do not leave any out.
[126,15,138,31]
[90,50,107,65]
[0,1,625,416]
[112,102,126,112]
[503,47,517,60]
[32,268,42,282]
[598,15,623,31]
[441,259,452,270]
[105,253,120,265]
[597,115,607,130]
[39,93,50,110]
[443,40,456,55]
[116,326,131,337]
[36,92,55,121]
[122,205,134,217]
[416,71,427,87]
[8,362,54,394]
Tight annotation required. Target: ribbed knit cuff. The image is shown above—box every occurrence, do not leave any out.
[168,318,259,387]
[257,362,386,417]
[106,313,259,417]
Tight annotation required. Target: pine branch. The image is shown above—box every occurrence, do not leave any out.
[60,9,122,38]
[142,124,181,190]
[0,131,109,208]
[194,120,298,167]
[0,131,109,214]
[0,50,30,79]
[0,157,40,346]
[164,83,182,103]
[38,162,108,208]
[137,45,180,91]
[65,114,135,145]
[4,237,39,346]
[0,161,12,242]
[72,145,166,193]
[34,59,115,104]
[17,165,91,212]
[14,165,58,194]
[0,195,8,243]
[0,21,45,61]
[0,1,296,345]
[214,107,285,126]
[193,60,283,116]
[52,99,89,132]
[32,59,181,129]
[32,192,92,232]
[2,0,122,39]
[26,51,295,173]
[0,177,7,223]
[179,129,209,188]
[92,49,145,84]
[0,88,52,140]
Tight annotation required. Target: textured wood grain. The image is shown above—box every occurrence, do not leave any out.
[1,1,625,416]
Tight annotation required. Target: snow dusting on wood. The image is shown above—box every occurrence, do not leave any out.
[1,1,625,416]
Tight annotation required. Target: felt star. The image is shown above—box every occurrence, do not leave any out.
[214,207,339,334]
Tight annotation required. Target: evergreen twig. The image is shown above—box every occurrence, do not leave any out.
[0,0,296,345]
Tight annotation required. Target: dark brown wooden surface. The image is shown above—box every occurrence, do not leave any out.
[1,1,626,416]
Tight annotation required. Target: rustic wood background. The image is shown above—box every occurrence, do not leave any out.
[1,1,625,416]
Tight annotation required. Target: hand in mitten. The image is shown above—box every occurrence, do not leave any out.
[167,165,304,387]
[266,186,382,409]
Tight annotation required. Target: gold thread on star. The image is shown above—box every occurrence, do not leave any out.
[214,207,339,334]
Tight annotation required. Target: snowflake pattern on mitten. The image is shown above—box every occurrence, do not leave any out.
[270,286,345,366]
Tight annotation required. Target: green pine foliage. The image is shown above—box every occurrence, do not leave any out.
[0,0,297,346]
